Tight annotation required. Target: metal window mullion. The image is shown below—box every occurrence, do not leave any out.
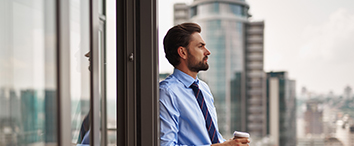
[56,0,71,145]
[126,0,137,145]
[99,22,108,146]
[138,0,159,145]
[90,0,100,145]
[116,0,127,145]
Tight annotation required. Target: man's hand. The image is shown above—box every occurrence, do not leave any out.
[211,137,250,146]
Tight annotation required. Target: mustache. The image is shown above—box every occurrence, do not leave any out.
[204,56,208,60]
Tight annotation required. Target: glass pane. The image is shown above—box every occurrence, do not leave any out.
[106,0,116,145]
[98,26,104,146]
[0,0,57,145]
[69,0,91,144]
[99,0,105,15]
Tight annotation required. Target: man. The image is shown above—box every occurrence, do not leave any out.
[160,22,250,146]
[77,51,91,145]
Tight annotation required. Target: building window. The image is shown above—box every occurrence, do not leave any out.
[230,4,242,16]
[212,2,219,14]
[190,6,197,18]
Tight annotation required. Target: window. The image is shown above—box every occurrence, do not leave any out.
[0,0,57,145]
[1,0,158,145]
[190,6,197,18]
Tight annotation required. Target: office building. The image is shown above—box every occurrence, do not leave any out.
[335,115,354,146]
[0,88,9,119]
[245,21,266,137]
[266,71,297,146]
[0,88,21,145]
[159,73,171,82]
[297,137,325,146]
[174,3,189,25]
[20,89,40,144]
[304,100,323,135]
[297,137,344,146]
[44,90,57,143]
[173,0,266,138]
[325,137,344,146]
[343,85,353,99]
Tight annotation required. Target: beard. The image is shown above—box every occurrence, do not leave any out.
[187,52,209,72]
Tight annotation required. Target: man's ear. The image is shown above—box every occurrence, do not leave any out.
[177,46,188,60]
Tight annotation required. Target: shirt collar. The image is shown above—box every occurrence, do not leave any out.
[173,68,199,88]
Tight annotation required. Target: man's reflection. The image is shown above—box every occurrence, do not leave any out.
[77,51,91,144]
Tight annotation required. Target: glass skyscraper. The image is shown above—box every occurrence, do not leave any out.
[266,72,297,146]
[190,0,249,137]
[174,0,267,138]
[20,90,41,144]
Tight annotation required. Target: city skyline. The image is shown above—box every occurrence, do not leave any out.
[159,0,354,95]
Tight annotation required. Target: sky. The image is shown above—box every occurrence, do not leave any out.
[158,0,354,95]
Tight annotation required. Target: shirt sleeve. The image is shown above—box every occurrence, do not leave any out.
[159,87,181,146]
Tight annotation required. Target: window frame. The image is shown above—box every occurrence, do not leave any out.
[116,0,159,145]
[56,0,158,145]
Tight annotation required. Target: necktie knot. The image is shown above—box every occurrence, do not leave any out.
[190,82,200,97]
[190,82,199,90]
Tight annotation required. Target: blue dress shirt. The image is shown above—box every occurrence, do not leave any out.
[160,69,225,146]
[81,129,90,145]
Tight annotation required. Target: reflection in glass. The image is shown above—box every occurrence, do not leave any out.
[99,0,106,15]
[0,0,57,145]
[69,0,91,144]
[105,0,117,144]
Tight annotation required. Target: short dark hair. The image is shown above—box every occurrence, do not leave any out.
[163,23,201,67]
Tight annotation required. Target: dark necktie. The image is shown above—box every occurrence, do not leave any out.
[190,82,220,144]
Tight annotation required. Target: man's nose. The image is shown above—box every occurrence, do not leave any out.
[205,47,211,55]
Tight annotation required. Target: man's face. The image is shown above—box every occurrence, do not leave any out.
[85,52,91,71]
[186,32,211,72]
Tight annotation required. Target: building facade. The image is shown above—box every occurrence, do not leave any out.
[304,100,324,135]
[336,115,354,146]
[173,3,189,25]
[245,21,266,137]
[266,72,297,146]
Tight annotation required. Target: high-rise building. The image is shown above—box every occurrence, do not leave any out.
[245,21,266,137]
[20,89,40,144]
[297,136,325,146]
[173,0,266,138]
[335,115,354,146]
[343,85,353,99]
[0,88,10,119]
[266,71,297,146]
[325,137,344,146]
[304,100,323,135]
[173,3,189,25]
[0,88,21,145]
[159,73,171,82]
[44,90,57,143]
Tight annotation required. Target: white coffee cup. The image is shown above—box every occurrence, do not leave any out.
[233,131,250,138]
